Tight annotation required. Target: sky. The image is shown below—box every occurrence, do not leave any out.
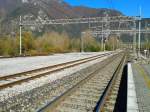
[64,0,150,18]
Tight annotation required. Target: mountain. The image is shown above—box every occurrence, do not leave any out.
[0,0,21,18]
[0,0,122,18]
[0,0,123,36]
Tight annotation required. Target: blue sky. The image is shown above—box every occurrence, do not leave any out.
[64,0,150,18]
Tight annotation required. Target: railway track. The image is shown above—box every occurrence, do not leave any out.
[95,55,126,112]
[0,52,113,90]
[37,53,126,112]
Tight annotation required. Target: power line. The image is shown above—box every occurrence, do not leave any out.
[18,15,150,55]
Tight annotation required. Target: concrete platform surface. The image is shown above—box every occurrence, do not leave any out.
[131,63,150,112]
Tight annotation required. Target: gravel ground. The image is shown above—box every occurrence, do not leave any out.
[0,52,110,77]
[132,64,150,112]
[0,53,117,112]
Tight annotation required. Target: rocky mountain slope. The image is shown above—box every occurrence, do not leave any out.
[0,0,123,36]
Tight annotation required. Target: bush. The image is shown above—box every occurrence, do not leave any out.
[0,36,19,56]
[35,32,70,53]
[82,31,101,52]
[0,31,117,56]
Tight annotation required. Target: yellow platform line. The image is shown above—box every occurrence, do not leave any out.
[133,64,150,89]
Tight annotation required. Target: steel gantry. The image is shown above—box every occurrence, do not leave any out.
[20,16,136,26]
[19,15,150,55]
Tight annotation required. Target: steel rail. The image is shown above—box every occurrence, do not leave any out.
[0,53,111,80]
[94,54,126,112]
[37,53,124,112]
[0,52,113,90]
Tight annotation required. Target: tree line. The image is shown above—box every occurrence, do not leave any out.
[0,31,122,56]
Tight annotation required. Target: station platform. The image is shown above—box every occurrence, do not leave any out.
[128,63,150,112]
